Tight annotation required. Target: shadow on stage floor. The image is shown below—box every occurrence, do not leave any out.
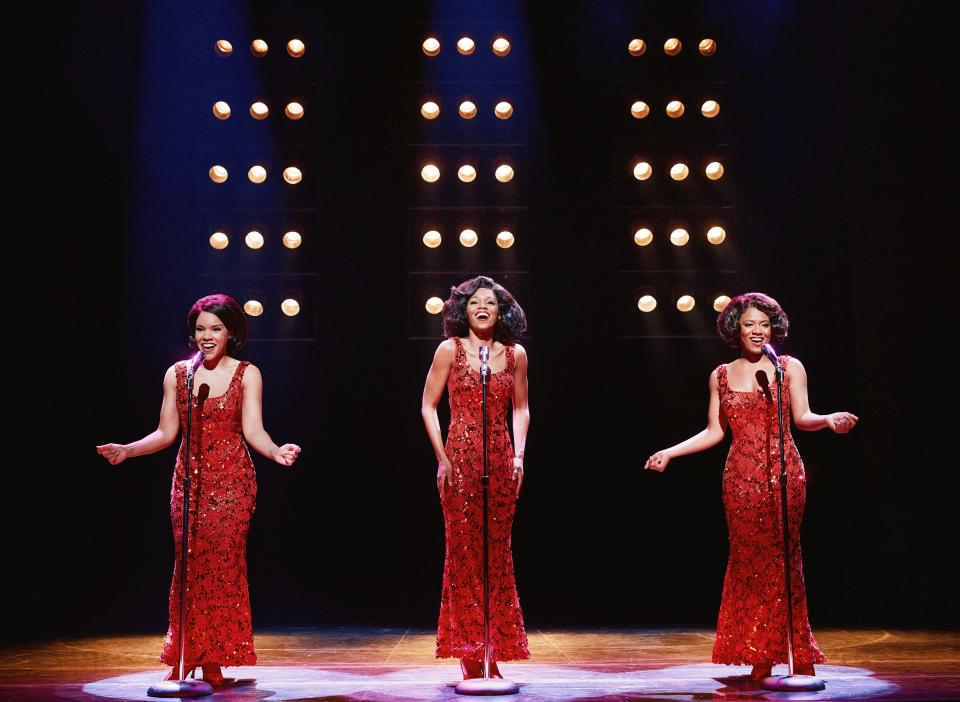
[2,627,957,701]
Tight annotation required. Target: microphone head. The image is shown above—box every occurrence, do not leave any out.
[190,351,205,371]
[761,343,778,363]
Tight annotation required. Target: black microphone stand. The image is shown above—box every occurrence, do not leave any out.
[149,356,213,698]
[762,351,825,692]
[456,346,519,696]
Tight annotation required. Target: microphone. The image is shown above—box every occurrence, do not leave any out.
[761,343,779,365]
[479,346,490,382]
[189,351,204,371]
[196,383,210,407]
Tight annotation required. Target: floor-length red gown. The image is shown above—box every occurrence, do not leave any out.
[160,360,258,669]
[713,357,826,666]
[436,338,530,661]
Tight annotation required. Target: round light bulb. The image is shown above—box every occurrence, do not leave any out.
[248,165,266,183]
[212,101,231,120]
[422,37,441,56]
[713,295,731,312]
[707,226,726,245]
[457,37,475,55]
[670,163,689,181]
[425,296,444,314]
[209,232,229,249]
[677,295,696,312]
[634,228,653,246]
[458,165,477,183]
[638,295,657,312]
[209,165,228,183]
[630,101,650,119]
[245,231,264,249]
[251,39,268,57]
[459,229,478,247]
[243,300,264,316]
[250,101,269,120]
[494,101,513,119]
[283,231,302,249]
[666,100,685,118]
[670,228,690,246]
[285,102,304,120]
[422,230,442,248]
[459,101,477,119]
[281,299,300,316]
[492,37,511,56]
[628,39,646,56]
[664,37,682,56]
[283,166,302,184]
[701,100,720,118]
[421,164,440,183]
[496,231,515,248]
[215,39,233,57]
[287,38,305,58]
[633,161,652,180]
[495,164,514,182]
[699,38,717,56]
[705,161,725,180]
[421,101,440,120]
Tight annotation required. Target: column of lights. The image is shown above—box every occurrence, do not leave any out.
[210,36,309,317]
[420,33,518,313]
[627,34,730,315]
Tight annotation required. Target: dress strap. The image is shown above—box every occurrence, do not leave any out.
[716,363,728,393]
[778,354,790,381]
[505,344,515,374]
[452,336,466,366]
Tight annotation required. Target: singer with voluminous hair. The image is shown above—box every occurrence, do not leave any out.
[421,275,531,680]
[643,292,858,680]
[96,293,301,687]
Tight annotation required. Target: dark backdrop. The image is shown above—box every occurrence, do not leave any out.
[8,1,955,645]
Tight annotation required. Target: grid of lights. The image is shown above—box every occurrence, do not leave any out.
[209,37,309,322]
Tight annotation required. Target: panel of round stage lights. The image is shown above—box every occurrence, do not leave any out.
[626,37,718,57]
[632,227,728,247]
[420,230,515,249]
[637,295,731,314]
[421,36,511,57]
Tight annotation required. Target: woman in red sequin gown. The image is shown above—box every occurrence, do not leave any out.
[645,293,858,680]
[97,294,301,685]
[422,276,531,679]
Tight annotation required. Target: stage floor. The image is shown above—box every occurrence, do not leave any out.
[1,627,958,701]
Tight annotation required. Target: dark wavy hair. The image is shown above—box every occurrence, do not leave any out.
[187,293,249,352]
[442,275,527,344]
[716,292,789,349]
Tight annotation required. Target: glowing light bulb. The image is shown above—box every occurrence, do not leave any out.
[457,37,475,55]
[713,295,731,312]
[666,100,685,118]
[421,101,440,119]
[215,40,233,57]
[677,295,696,312]
[248,165,266,183]
[251,39,268,57]
[421,164,440,182]
[209,165,228,183]
[243,300,264,316]
[707,226,726,245]
[283,167,302,184]
[496,231,515,248]
[422,37,440,56]
[459,229,478,247]
[630,101,650,119]
[699,38,717,56]
[212,101,231,120]
[245,231,264,249]
[422,230,442,248]
[283,231,302,249]
[459,101,477,119]
[701,100,720,118]
[664,37,682,56]
[705,161,725,180]
[285,102,304,120]
[209,232,229,249]
[492,37,511,56]
[458,165,477,182]
[633,161,652,180]
[495,101,513,119]
[281,299,300,316]
[670,163,689,180]
[634,228,653,246]
[495,164,514,182]
[628,39,647,56]
[670,228,690,246]
[425,297,444,314]
[638,295,657,312]
[287,38,305,58]
[250,101,269,120]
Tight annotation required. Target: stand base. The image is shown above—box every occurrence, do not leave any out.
[762,674,826,691]
[147,679,214,697]
[455,678,520,695]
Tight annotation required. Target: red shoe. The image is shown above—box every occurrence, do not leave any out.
[750,662,773,680]
[460,659,483,680]
[201,664,235,687]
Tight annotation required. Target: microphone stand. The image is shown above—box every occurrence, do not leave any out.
[762,353,825,692]
[149,356,213,698]
[456,346,519,696]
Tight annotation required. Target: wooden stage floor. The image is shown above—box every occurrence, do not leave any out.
[1,627,958,701]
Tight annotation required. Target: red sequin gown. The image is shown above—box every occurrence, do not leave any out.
[436,338,530,661]
[713,357,825,666]
[160,360,258,668]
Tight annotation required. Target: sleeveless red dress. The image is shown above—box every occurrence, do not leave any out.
[160,360,258,669]
[713,358,825,666]
[436,338,530,661]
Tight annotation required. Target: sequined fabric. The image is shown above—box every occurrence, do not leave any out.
[161,360,257,668]
[436,338,530,661]
[712,357,825,666]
